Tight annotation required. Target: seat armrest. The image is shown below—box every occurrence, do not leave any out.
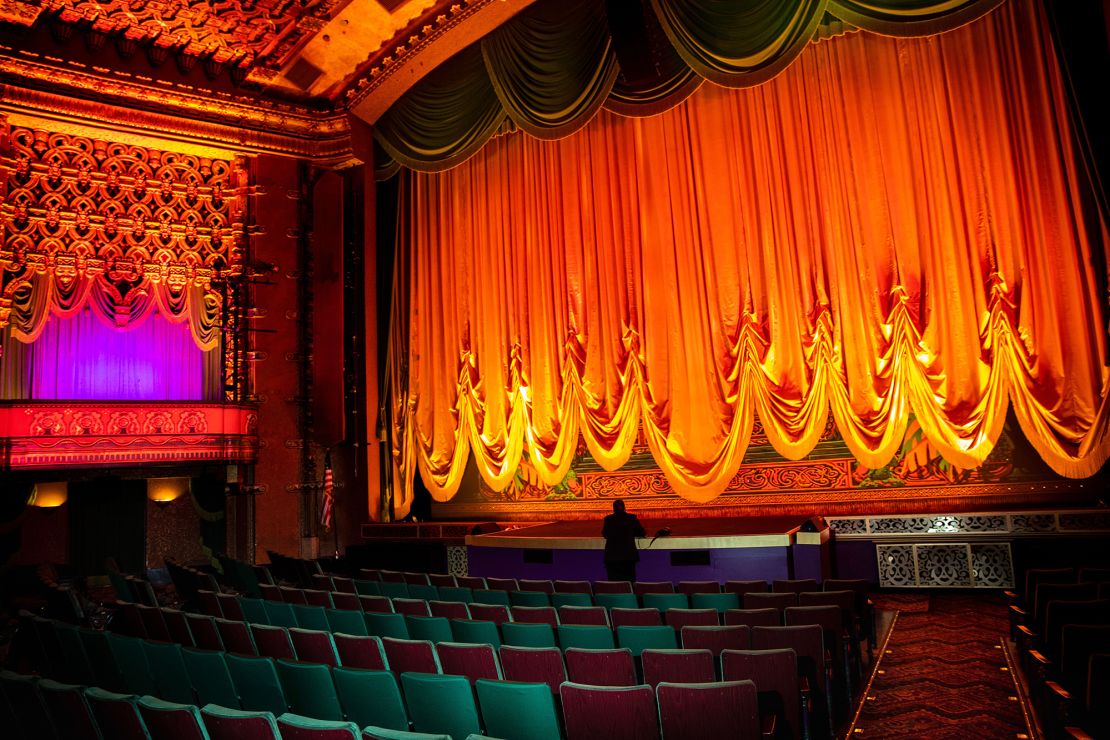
[1029,650,1051,667]
[761,712,777,740]
[1046,681,1070,701]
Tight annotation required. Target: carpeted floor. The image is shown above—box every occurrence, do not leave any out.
[851,592,1031,739]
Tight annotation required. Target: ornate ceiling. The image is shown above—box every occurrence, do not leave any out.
[0,0,534,118]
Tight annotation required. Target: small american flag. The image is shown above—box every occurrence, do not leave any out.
[320,463,334,531]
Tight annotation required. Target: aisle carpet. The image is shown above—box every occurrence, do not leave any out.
[851,592,1031,739]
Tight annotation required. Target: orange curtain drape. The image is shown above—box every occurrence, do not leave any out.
[390,0,1110,514]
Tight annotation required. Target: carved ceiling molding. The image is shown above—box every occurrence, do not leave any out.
[346,0,535,123]
[1,0,354,82]
[0,54,356,163]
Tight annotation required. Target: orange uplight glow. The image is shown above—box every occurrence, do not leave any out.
[147,477,190,505]
[29,482,68,508]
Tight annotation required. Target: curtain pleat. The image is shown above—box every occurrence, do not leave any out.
[389,0,1110,512]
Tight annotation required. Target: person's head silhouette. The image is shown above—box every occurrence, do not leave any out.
[613,500,625,514]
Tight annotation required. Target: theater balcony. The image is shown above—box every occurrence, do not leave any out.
[0,401,258,471]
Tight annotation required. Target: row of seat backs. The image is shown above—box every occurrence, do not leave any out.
[0,669,497,740]
[24,608,832,732]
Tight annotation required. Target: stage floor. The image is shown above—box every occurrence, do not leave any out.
[489,516,812,539]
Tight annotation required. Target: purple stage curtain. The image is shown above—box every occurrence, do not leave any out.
[8,307,217,401]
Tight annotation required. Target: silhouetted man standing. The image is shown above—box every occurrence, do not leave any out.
[602,500,645,583]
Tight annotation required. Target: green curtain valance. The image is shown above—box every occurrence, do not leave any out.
[375,0,1004,173]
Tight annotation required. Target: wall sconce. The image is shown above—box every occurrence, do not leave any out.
[28,481,68,509]
[147,477,190,507]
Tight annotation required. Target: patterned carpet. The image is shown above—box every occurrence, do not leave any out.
[851,592,1031,739]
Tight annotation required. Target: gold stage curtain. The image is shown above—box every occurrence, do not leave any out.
[390,0,1110,514]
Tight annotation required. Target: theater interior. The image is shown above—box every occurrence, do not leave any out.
[1,0,1109,737]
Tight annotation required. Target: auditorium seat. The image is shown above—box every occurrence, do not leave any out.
[611,607,663,628]
[303,590,335,609]
[108,631,158,695]
[559,682,660,740]
[263,601,299,629]
[359,596,394,614]
[555,580,593,595]
[678,581,721,596]
[436,587,474,605]
[354,581,382,597]
[198,590,223,618]
[752,625,831,738]
[519,579,556,594]
[656,680,759,740]
[363,612,409,640]
[277,712,361,740]
[216,618,258,656]
[329,592,361,612]
[593,581,634,594]
[472,590,513,607]
[379,570,406,584]
[139,603,173,642]
[428,600,471,621]
[558,605,609,627]
[436,641,503,684]
[80,627,127,691]
[402,572,432,586]
[722,648,802,740]
[510,605,559,628]
[142,640,196,705]
[744,592,797,611]
[773,579,818,594]
[358,569,384,581]
[280,587,309,606]
[401,672,482,740]
[725,608,781,628]
[182,648,240,709]
[665,608,719,630]
[455,576,487,590]
[201,705,281,740]
[509,591,551,607]
[332,577,356,595]
[564,647,637,686]
[407,585,440,602]
[501,621,557,648]
[428,573,458,588]
[1,670,56,738]
[468,603,512,626]
[680,625,751,661]
[217,593,246,621]
[499,645,567,694]
[450,619,502,648]
[617,625,678,656]
[362,726,450,739]
[253,625,297,661]
[312,574,336,593]
[240,598,271,625]
[276,660,344,721]
[724,580,768,597]
[85,687,149,739]
[38,678,101,740]
[163,609,196,648]
[552,592,593,608]
[54,621,95,686]
[382,637,441,675]
[595,593,639,610]
[558,624,616,650]
[635,581,675,595]
[334,634,388,671]
[405,616,454,644]
[476,678,562,740]
[225,653,289,716]
[392,598,432,618]
[332,667,408,732]
[643,593,689,612]
[378,583,410,601]
[642,648,716,688]
[486,577,519,592]
[260,583,283,602]
[786,605,854,713]
[293,604,331,632]
[690,592,741,614]
[137,695,210,740]
[326,607,370,636]
[290,628,341,666]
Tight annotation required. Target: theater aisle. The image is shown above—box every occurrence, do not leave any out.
[850,593,1033,739]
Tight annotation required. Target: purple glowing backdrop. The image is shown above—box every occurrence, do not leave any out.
[28,308,213,400]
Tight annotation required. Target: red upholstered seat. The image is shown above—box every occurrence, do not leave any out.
[752,625,831,738]
[724,580,768,597]
[723,648,802,740]
[773,579,819,595]
[201,705,281,740]
[392,598,432,618]
[289,628,340,667]
[429,600,471,621]
[185,614,224,651]
[634,581,675,595]
[499,645,566,694]
[456,576,487,590]
[564,647,636,687]
[558,606,609,627]
[725,608,781,628]
[559,682,660,740]
[358,595,393,614]
[381,637,440,675]
[330,592,360,611]
[555,580,594,595]
[680,625,751,658]
[429,573,458,588]
[279,587,309,605]
[251,624,296,661]
[593,581,634,594]
[486,577,519,592]
[259,583,282,602]
[678,581,721,595]
[402,572,432,586]
[641,649,716,688]
[665,608,719,630]
[468,603,512,626]
[162,609,195,648]
[137,696,211,740]
[332,577,355,594]
[85,687,151,740]
[302,590,334,608]
[333,634,387,670]
[611,608,662,628]
[312,574,335,592]
[198,590,223,618]
[510,606,559,628]
[519,579,556,594]
[216,618,258,656]
[655,680,759,740]
[436,641,503,684]
[138,604,172,642]
[744,592,797,611]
